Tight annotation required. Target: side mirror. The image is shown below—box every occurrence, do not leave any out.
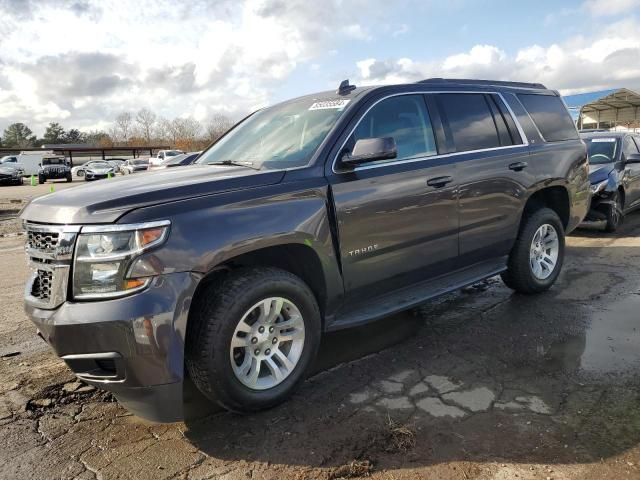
[625,153,640,164]
[342,137,397,167]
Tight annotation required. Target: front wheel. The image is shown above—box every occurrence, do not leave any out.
[501,207,565,294]
[604,193,623,233]
[38,175,45,185]
[186,267,321,413]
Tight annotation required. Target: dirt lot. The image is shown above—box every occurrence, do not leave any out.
[1,180,640,479]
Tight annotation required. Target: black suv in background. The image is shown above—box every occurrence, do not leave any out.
[21,78,589,422]
[38,155,72,184]
[581,131,640,231]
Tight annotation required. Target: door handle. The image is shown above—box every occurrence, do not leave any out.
[509,161,528,171]
[427,176,453,188]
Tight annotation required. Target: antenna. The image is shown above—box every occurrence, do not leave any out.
[337,79,356,95]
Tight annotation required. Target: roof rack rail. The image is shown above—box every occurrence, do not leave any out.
[418,78,547,90]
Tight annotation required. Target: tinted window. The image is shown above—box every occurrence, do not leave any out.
[351,95,437,162]
[438,93,502,152]
[518,94,578,142]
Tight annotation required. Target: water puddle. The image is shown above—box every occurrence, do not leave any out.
[547,294,640,376]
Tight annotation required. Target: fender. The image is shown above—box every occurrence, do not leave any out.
[118,176,345,316]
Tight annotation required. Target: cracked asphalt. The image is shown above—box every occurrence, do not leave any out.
[1,186,640,479]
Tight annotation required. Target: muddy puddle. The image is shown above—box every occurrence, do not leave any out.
[545,293,640,376]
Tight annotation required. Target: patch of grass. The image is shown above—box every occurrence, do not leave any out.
[328,459,373,479]
[384,415,416,453]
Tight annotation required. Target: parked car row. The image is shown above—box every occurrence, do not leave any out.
[0,150,201,186]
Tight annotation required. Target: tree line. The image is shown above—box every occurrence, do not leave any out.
[0,109,236,152]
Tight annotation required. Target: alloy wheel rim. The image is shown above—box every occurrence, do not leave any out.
[229,297,305,390]
[529,224,559,280]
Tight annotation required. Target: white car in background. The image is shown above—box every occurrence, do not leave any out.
[148,149,183,167]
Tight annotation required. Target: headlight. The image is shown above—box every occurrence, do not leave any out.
[73,220,170,299]
[590,179,608,194]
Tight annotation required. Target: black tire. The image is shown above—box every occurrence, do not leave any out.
[38,175,45,185]
[501,207,565,294]
[185,267,321,413]
[604,192,623,233]
[66,173,72,183]
[77,170,84,177]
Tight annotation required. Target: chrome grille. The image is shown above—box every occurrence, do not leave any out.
[24,223,80,309]
[31,270,53,301]
[27,230,60,251]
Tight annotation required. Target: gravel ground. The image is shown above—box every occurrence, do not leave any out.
[1,180,639,479]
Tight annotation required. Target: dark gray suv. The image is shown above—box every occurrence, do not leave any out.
[22,78,590,422]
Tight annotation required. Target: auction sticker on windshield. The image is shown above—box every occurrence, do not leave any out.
[309,99,351,111]
[591,138,617,142]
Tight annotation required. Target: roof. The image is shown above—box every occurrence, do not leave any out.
[579,130,626,138]
[563,88,640,122]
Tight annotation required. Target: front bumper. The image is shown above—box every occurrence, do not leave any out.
[25,271,202,422]
[583,190,616,222]
[85,172,109,180]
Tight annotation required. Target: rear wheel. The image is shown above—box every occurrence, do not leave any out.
[604,192,623,232]
[77,170,85,177]
[501,208,565,294]
[66,173,72,182]
[186,267,321,413]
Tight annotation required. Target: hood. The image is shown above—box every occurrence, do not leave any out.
[588,163,614,184]
[0,165,20,174]
[21,164,285,224]
[86,166,113,174]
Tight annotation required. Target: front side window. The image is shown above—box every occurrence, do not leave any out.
[349,94,437,163]
[623,136,639,158]
[438,93,503,152]
[198,96,350,170]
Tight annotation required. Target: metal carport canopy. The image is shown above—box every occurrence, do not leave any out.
[563,88,640,129]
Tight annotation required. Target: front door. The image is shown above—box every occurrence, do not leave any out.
[328,94,459,307]
[623,136,640,209]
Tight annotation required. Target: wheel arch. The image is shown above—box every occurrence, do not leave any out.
[520,185,570,231]
[189,242,329,325]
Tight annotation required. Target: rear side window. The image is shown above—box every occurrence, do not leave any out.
[438,93,505,152]
[518,93,578,142]
[351,94,437,162]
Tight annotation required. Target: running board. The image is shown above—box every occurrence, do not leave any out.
[327,258,507,331]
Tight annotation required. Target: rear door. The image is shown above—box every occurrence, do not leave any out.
[328,93,459,307]
[435,92,531,266]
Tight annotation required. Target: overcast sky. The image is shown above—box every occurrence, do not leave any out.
[1,0,640,136]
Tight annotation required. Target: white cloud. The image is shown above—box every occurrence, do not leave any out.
[442,45,506,70]
[583,0,640,16]
[355,18,640,95]
[0,0,387,135]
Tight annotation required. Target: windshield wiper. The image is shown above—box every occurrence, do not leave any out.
[209,159,260,170]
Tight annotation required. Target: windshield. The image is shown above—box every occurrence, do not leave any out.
[585,137,619,164]
[43,157,64,165]
[165,150,182,157]
[196,97,350,170]
[88,162,110,168]
[0,156,14,163]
